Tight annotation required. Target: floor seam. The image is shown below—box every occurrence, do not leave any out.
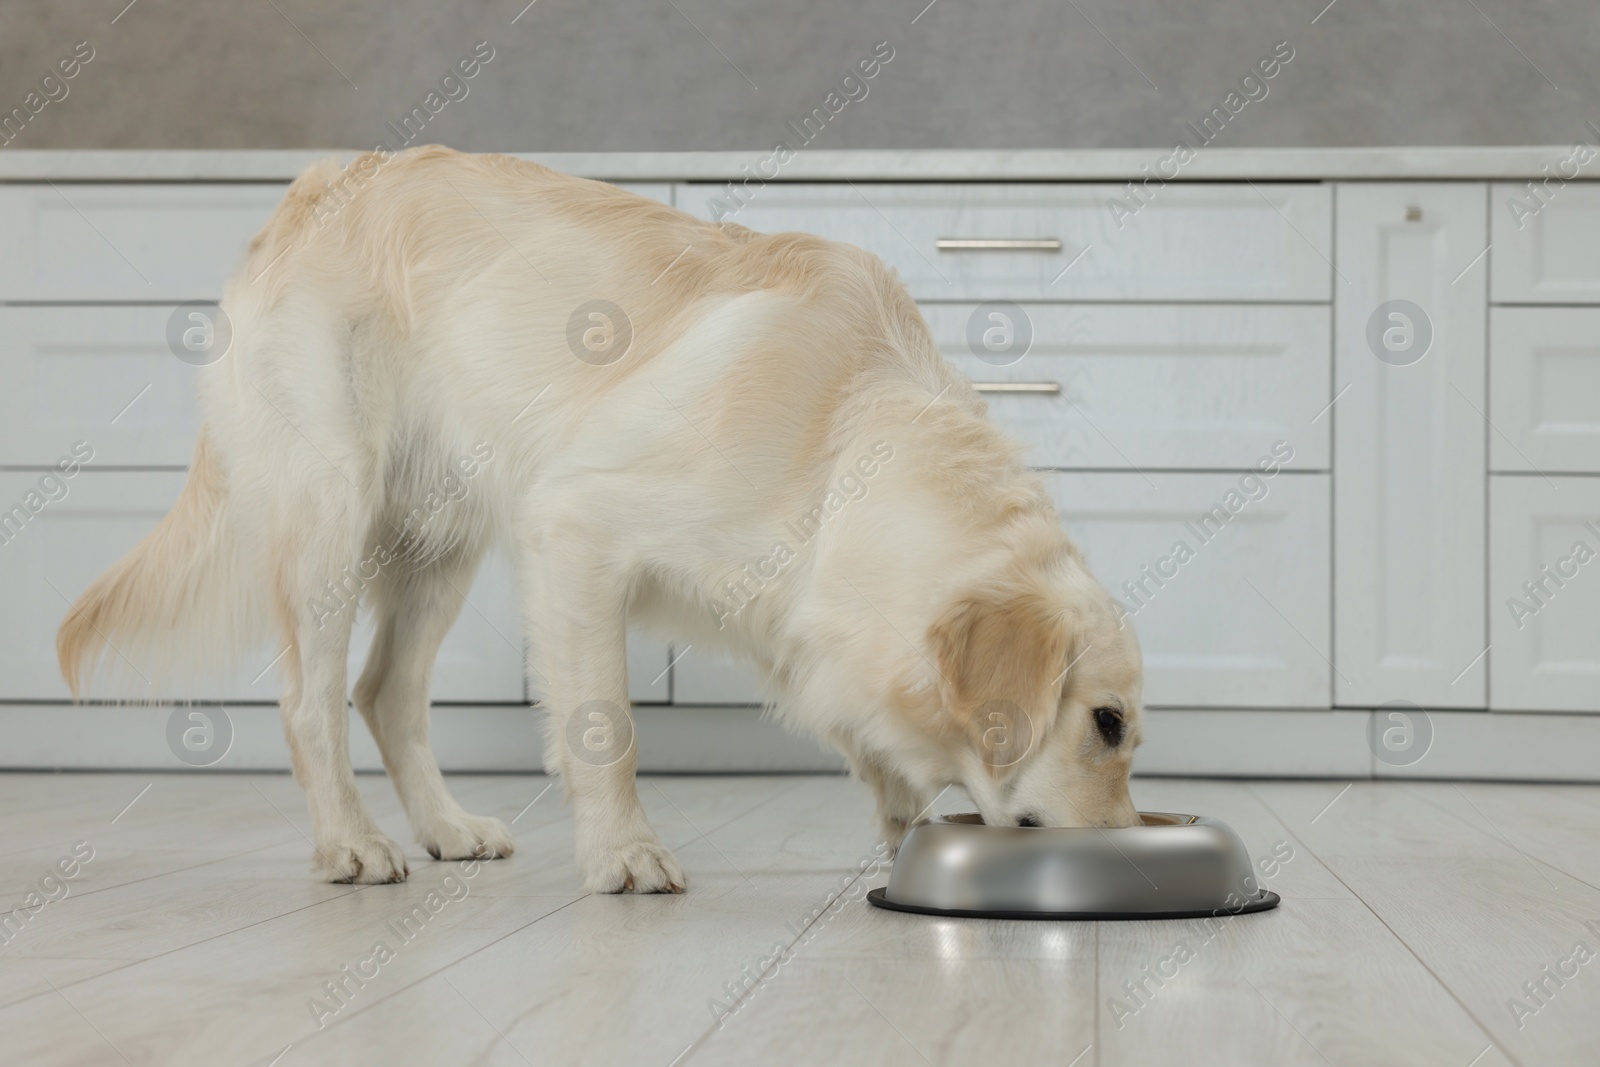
[290,776,817,1064]
[1092,922,1101,1067]
[1249,785,1526,1067]
[285,892,593,1063]
[658,774,814,852]
[0,774,813,1042]
[673,831,892,1061]
[0,881,374,1016]
[1405,784,1600,897]
[4,836,308,911]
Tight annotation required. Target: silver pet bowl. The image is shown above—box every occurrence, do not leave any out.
[867,812,1281,920]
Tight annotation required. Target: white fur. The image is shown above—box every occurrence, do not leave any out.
[59,148,1144,890]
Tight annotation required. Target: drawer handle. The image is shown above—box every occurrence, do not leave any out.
[935,238,1064,252]
[972,381,1061,394]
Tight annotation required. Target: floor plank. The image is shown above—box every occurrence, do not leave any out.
[1095,898,1511,1067]
[1254,781,1600,1067]
[0,773,1595,1066]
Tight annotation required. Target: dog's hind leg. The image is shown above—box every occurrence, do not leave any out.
[354,546,515,862]
[519,535,685,893]
[270,481,409,884]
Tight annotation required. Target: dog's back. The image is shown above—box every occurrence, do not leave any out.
[57,147,1139,891]
[59,144,965,701]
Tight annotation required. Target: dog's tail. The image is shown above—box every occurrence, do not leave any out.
[57,427,266,700]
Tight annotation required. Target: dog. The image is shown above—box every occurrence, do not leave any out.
[58,146,1143,891]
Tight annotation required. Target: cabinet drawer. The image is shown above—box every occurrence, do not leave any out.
[0,181,673,303]
[1488,476,1600,712]
[0,472,524,703]
[0,307,202,467]
[922,303,1330,470]
[1489,308,1600,473]
[1043,471,1331,708]
[680,183,1332,302]
[0,184,285,301]
[1491,183,1600,304]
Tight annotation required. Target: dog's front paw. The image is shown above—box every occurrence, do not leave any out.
[422,813,515,861]
[878,814,913,856]
[582,840,686,894]
[316,833,409,884]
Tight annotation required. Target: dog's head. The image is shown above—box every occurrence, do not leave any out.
[912,534,1143,829]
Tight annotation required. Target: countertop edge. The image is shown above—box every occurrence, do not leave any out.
[0,147,1589,182]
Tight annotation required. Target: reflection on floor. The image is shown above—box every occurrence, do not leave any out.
[0,772,1595,1066]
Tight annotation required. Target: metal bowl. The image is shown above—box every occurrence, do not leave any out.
[867,812,1280,920]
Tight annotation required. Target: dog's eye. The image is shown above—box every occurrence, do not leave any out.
[1093,707,1125,747]
[1018,814,1042,828]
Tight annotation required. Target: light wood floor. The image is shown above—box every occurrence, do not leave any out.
[0,772,1597,1066]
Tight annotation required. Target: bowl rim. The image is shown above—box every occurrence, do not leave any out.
[927,810,1202,829]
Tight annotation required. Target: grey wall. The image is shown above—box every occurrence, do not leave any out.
[2,0,1597,151]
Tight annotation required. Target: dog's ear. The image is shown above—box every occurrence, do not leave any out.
[928,588,1068,774]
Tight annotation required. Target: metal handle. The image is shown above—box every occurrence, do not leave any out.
[935,238,1063,252]
[972,382,1061,394]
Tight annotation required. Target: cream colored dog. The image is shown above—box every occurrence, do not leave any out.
[58,146,1143,891]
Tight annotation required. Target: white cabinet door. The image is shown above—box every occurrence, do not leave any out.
[1491,182,1600,304]
[1488,476,1600,712]
[920,303,1331,470]
[627,629,672,703]
[0,472,524,703]
[418,548,526,703]
[1333,184,1488,707]
[679,183,1332,302]
[1488,308,1600,473]
[669,643,768,706]
[1043,471,1331,708]
[0,472,220,701]
[0,184,285,301]
[0,307,202,467]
